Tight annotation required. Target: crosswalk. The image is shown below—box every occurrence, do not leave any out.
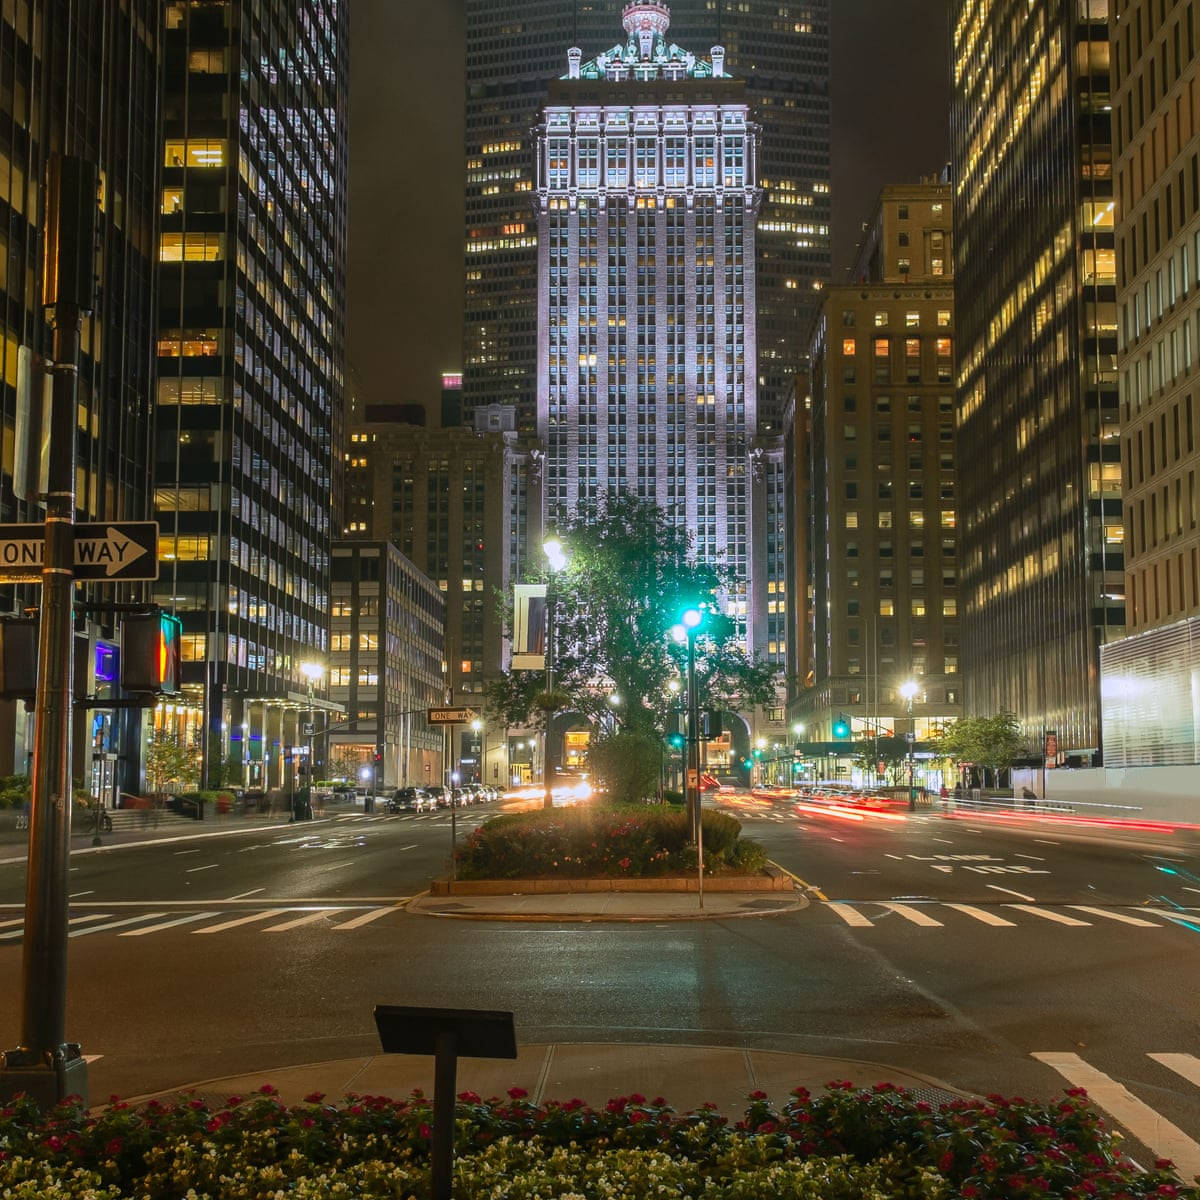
[1032,1051,1200,1180]
[0,902,412,942]
[823,899,1200,931]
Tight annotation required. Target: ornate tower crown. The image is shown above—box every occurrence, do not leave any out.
[622,1,670,59]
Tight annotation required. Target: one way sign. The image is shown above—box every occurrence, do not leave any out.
[0,521,159,583]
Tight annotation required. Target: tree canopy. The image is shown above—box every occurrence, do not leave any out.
[486,496,779,734]
[935,711,1024,779]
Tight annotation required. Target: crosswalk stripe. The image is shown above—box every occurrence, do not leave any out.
[119,912,220,937]
[942,903,1016,926]
[825,902,873,927]
[1067,906,1160,927]
[193,909,288,934]
[0,913,111,940]
[1148,1053,1200,1088]
[1004,904,1091,926]
[262,909,341,932]
[334,904,406,930]
[70,913,167,938]
[880,902,943,927]
[1136,908,1200,929]
[0,917,26,930]
[1033,1051,1200,1181]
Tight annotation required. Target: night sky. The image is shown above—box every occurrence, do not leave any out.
[348,1,952,408]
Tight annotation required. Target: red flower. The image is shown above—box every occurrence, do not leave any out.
[1155,1158,1176,1170]
[629,1110,648,1123]
[938,1152,954,1172]
[104,1139,122,1156]
[508,1086,528,1100]
[457,1090,482,1104]
[258,1084,278,1095]
[301,1117,315,1128]
[419,1123,432,1139]
[629,1093,645,1105]
[42,1136,63,1152]
[749,1090,768,1101]
[224,1095,243,1107]
[188,1099,205,1110]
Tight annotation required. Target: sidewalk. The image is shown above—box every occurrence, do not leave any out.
[132,1041,968,1116]
[409,889,806,921]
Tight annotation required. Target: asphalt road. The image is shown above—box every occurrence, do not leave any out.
[1,790,1199,1165]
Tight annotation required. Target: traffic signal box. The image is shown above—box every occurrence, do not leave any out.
[832,713,851,739]
[120,612,182,695]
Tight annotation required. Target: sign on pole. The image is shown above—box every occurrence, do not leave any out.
[0,521,158,583]
[428,707,480,725]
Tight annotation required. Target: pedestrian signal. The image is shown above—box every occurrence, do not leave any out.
[120,612,182,695]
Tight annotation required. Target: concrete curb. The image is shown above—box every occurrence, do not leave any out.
[406,892,808,922]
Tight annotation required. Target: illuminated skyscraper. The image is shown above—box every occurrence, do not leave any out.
[154,0,348,787]
[463,0,830,432]
[534,3,770,654]
[950,0,1119,759]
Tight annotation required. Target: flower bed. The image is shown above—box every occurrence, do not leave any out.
[0,1083,1193,1198]
[454,804,766,879]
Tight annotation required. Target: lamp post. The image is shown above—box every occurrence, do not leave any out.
[298,661,323,822]
[670,606,704,843]
[470,717,483,784]
[542,537,568,809]
[899,679,919,809]
[791,722,805,786]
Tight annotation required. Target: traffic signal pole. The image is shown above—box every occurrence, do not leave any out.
[0,155,97,1107]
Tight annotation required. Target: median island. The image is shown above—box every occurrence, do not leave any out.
[431,801,791,895]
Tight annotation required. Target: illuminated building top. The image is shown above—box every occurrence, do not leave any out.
[565,1,725,81]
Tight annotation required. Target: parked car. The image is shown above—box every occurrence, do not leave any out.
[387,787,433,813]
[426,785,451,809]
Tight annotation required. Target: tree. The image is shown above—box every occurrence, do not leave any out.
[853,735,910,782]
[144,730,198,794]
[587,730,662,802]
[486,496,780,734]
[935,711,1023,788]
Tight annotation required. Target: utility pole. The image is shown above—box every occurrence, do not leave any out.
[0,155,98,1107]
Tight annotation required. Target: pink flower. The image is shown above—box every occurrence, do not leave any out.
[301,1117,315,1128]
[419,1123,432,1139]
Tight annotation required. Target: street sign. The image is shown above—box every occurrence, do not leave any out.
[427,706,480,725]
[687,768,699,789]
[0,521,158,583]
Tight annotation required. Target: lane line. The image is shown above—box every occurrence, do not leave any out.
[174,849,202,856]
[193,909,288,934]
[943,903,1016,927]
[825,902,873,927]
[0,913,110,940]
[334,904,408,930]
[398,844,419,851]
[119,912,219,937]
[987,884,1037,902]
[1014,853,1045,861]
[765,859,826,901]
[1067,905,1159,927]
[880,902,943,927]
[1034,839,1060,845]
[1032,1051,1200,1181]
[69,890,95,898]
[262,909,340,932]
[1148,1053,1200,1088]
[185,863,220,873]
[226,888,265,900]
[884,853,904,860]
[71,913,168,938]
[1004,905,1090,926]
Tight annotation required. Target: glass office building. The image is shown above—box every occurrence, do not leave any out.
[951,0,1120,758]
[154,0,348,787]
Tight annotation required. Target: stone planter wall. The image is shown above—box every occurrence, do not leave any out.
[430,871,794,896]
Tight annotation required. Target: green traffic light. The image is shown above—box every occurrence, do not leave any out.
[832,718,850,738]
[666,732,685,750]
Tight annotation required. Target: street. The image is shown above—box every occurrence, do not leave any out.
[1,793,1199,1163]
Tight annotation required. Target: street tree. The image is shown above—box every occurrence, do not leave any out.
[935,711,1023,789]
[144,729,198,794]
[587,730,662,802]
[486,496,779,735]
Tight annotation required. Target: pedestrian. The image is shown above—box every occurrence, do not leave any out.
[939,784,948,801]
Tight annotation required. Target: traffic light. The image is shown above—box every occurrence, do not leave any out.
[373,751,382,765]
[832,713,851,739]
[666,731,685,751]
[0,619,37,702]
[120,611,182,695]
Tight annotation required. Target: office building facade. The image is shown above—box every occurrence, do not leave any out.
[533,3,769,655]
[0,3,162,798]
[463,0,829,432]
[154,0,348,788]
[1100,0,1200,773]
[799,184,960,767]
[951,0,1121,759]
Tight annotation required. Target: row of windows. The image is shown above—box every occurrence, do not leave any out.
[842,309,952,329]
[845,510,957,529]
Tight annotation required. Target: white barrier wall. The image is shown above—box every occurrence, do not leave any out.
[1043,766,1200,825]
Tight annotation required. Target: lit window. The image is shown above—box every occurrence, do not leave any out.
[844,511,858,528]
[880,599,895,616]
[874,337,889,357]
[159,232,225,262]
[874,311,888,327]
[163,139,227,168]
[842,338,856,356]
[906,312,920,328]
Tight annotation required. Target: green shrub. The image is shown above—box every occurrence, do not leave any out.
[456,803,764,878]
[662,788,684,805]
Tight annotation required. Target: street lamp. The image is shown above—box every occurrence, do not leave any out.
[669,605,705,843]
[543,537,568,809]
[899,679,919,807]
[471,717,483,785]
[298,661,323,821]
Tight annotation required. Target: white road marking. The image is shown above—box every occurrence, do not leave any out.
[335,904,408,930]
[825,902,873,927]
[880,902,943,927]
[1034,839,1060,845]
[931,838,955,845]
[185,863,220,873]
[193,909,288,934]
[1134,908,1200,928]
[827,836,845,843]
[262,909,340,932]
[174,848,202,856]
[1014,853,1045,861]
[69,890,94,898]
[398,844,419,851]
[943,903,1016,926]
[0,913,110,940]
[1033,1051,1200,1181]
[71,913,168,937]
[226,888,265,900]
[119,912,219,936]
[237,845,266,853]
[83,1055,103,1064]
[1004,905,1090,926]
[0,916,27,929]
[1148,1053,1200,1088]
[986,884,1037,902]
[1067,906,1159,927]
[1183,887,1200,895]
[884,853,904,860]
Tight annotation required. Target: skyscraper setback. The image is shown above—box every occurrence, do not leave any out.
[463,0,830,432]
